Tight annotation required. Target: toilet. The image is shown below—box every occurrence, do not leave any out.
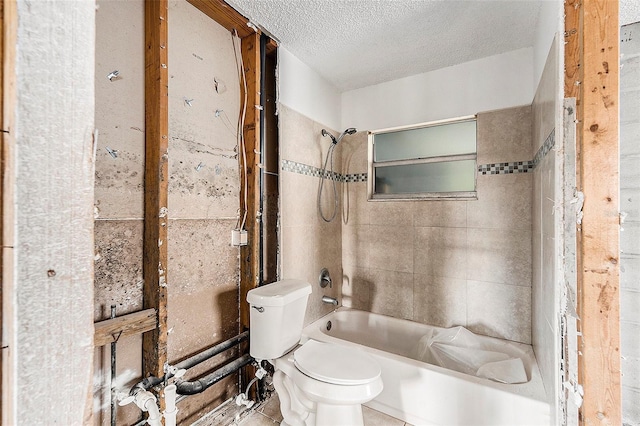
[247,279,383,426]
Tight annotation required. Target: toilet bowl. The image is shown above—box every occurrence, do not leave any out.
[272,340,383,426]
[247,280,383,426]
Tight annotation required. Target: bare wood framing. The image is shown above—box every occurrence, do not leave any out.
[143,0,169,381]
[239,32,261,331]
[94,309,158,347]
[1,0,16,422]
[186,0,253,38]
[566,0,621,424]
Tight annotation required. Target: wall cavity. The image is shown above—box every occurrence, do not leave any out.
[93,0,242,423]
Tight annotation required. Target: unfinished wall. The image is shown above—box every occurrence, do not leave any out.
[93,1,145,422]
[341,105,533,344]
[166,1,241,421]
[4,0,95,423]
[620,22,640,426]
[93,1,241,423]
[279,104,342,325]
[531,35,562,422]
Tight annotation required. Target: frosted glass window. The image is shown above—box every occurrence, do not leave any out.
[369,116,477,200]
[375,160,476,194]
[375,120,476,162]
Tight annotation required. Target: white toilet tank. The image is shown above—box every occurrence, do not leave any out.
[247,279,312,360]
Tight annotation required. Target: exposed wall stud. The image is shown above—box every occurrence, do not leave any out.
[565,0,621,424]
[143,0,169,390]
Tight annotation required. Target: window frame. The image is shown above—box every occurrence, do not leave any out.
[367,115,478,201]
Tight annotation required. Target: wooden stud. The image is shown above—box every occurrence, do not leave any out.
[186,0,253,38]
[143,0,169,381]
[94,309,158,347]
[239,32,261,331]
[1,0,17,422]
[568,0,622,424]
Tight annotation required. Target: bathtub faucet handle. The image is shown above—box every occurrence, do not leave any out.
[319,268,332,288]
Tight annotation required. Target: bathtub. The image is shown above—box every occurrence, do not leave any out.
[301,308,550,426]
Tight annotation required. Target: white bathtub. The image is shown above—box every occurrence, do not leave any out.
[301,308,550,426]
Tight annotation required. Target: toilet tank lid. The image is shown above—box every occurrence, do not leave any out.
[247,279,312,306]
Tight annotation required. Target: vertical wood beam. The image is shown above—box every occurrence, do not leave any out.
[1,0,16,422]
[143,0,169,381]
[566,0,621,424]
[239,32,261,331]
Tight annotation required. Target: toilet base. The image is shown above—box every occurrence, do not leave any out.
[274,370,366,426]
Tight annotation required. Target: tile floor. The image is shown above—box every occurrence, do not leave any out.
[238,393,412,426]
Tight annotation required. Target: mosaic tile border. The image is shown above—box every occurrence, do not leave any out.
[477,161,533,175]
[281,160,368,182]
[283,130,555,180]
[533,129,555,168]
[477,129,555,175]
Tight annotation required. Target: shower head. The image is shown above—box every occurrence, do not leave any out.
[321,129,338,145]
[322,128,358,145]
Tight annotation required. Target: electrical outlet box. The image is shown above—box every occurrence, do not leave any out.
[231,229,248,246]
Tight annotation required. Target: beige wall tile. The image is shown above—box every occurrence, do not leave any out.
[477,104,532,164]
[370,201,414,226]
[532,38,558,154]
[414,200,467,228]
[369,225,414,273]
[467,280,532,344]
[368,269,414,320]
[467,228,532,287]
[280,171,320,228]
[414,227,467,279]
[342,224,370,269]
[342,182,371,225]
[342,266,373,311]
[340,131,369,174]
[279,104,328,168]
[467,174,532,231]
[413,274,467,328]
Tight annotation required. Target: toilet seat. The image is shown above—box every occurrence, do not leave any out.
[294,340,381,385]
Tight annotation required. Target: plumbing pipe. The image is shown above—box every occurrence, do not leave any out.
[163,384,178,426]
[133,390,161,426]
[176,354,252,395]
[110,305,117,426]
[135,331,249,391]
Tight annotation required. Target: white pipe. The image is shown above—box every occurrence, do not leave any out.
[163,384,178,426]
[132,390,162,426]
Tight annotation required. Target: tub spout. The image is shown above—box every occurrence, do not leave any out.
[322,296,338,306]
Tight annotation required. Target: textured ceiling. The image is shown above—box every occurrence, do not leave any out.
[621,0,640,26]
[227,1,640,92]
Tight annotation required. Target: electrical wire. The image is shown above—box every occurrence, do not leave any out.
[232,29,249,231]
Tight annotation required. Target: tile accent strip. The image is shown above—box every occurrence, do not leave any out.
[477,161,533,175]
[281,159,368,182]
[283,130,555,180]
[532,129,555,168]
[477,129,555,175]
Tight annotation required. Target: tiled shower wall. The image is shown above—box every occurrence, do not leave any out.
[279,104,343,325]
[620,23,640,425]
[531,36,561,416]
[94,1,240,423]
[340,105,533,344]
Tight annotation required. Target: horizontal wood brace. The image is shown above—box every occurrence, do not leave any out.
[94,308,157,347]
